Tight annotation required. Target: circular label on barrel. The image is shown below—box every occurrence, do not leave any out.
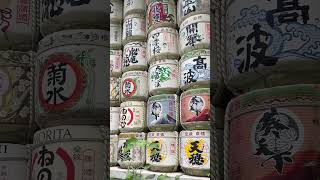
[39,54,85,111]
[121,79,137,97]
[181,92,210,123]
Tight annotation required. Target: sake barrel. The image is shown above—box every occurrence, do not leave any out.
[0,0,34,50]
[110,23,122,49]
[31,126,107,180]
[123,0,145,17]
[110,107,120,134]
[36,29,108,127]
[121,71,148,102]
[119,101,147,132]
[110,135,119,166]
[110,49,122,77]
[146,131,179,172]
[177,0,210,26]
[0,144,28,180]
[122,42,147,73]
[149,59,179,95]
[225,84,320,180]
[180,130,210,177]
[0,51,32,139]
[122,13,146,44]
[147,94,179,131]
[110,0,123,23]
[225,0,320,93]
[179,14,210,54]
[180,49,210,90]
[118,132,146,168]
[40,0,107,36]
[180,88,210,130]
[147,27,179,63]
[110,77,121,106]
[146,0,177,33]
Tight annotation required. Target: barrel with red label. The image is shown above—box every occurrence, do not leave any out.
[119,101,147,133]
[36,29,108,127]
[0,0,34,50]
[31,125,107,180]
[0,51,32,142]
[180,88,210,130]
[120,71,148,102]
[225,0,320,93]
[0,143,29,180]
[146,0,177,33]
[40,0,107,36]
[225,84,320,180]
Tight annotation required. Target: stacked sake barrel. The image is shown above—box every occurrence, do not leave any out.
[31,1,109,180]
[0,0,35,179]
[222,1,320,180]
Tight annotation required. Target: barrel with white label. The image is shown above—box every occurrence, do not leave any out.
[146,0,177,33]
[180,130,210,177]
[119,101,147,132]
[122,42,147,72]
[118,132,146,168]
[121,71,148,102]
[177,0,210,26]
[122,13,146,44]
[0,0,34,50]
[123,0,145,17]
[110,77,121,106]
[149,59,179,95]
[110,135,119,166]
[225,84,320,180]
[179,14,210,54]
[180,49,210,90]
[180,88,210,130]
[31,125,107,180]
[110,107,120,134]
[146,131,179,172]
[111,23,122,49]
[225,0,320,93]
[147,27,179,63]
[147,94,179,131]
[0,144,28,180]
[0,51,32,140]
[40,0,107,36]
[110,50,122,77]
[36,29,108,127]
[110,0,123,23]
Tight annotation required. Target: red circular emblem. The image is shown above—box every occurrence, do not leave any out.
[39,53,85,111]
[122,78,137,97]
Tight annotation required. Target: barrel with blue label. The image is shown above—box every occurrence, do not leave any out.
[226,0,320,93]
[225,84,320,180]
[0,51,32,142]
[36,29,108,127]
[0,0,34,50]
[40,0,107,36]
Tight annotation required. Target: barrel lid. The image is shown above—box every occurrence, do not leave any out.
[181,88,210,97]
[119,132,146,139]
[0,143,27,159]
[38,29,109,53]
[179,130,210,138]
[180,14,210,29]
[148,94,178,101]
[149,59,179,67]
[124,41,147,48]
[0,51,33,66]
[227,84,320,120]
[148,27,178,37]
[121,101,146,107]
[33,125,106,146]
[180,49,210,62]
[147,131,178,138]
[122,70,148,77]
